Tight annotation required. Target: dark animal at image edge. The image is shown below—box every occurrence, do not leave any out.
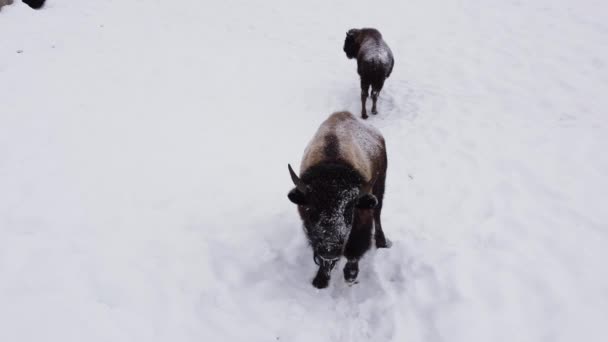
[287,111,391,289]
[343,28,394,119]
[0,0,46,10]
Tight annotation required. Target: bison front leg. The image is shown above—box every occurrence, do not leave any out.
[343,210,374,284]
[312,259,337,289]
[343,259,359,284]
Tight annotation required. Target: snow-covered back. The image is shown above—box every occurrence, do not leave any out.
[1,1,607,341]
[360,37,392,66]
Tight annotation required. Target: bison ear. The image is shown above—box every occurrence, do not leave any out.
[356,193,378,209]
[288,188,308,205]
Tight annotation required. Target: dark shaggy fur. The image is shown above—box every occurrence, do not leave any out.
[296,162,388,289]
[343,28,394,119]
[1,0,45,10]
[23,0,45,9]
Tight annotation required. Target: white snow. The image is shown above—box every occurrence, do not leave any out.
[1,0,608,341]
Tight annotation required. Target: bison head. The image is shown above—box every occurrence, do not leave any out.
[343,29,360,59]
[287,164,377,262]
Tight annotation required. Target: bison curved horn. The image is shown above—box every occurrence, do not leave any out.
[288,164,308,193]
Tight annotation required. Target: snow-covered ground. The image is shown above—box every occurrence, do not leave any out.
[1,1,607,341]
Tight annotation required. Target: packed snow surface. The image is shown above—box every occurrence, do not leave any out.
[1,1,607,341]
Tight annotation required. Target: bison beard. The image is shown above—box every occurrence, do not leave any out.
[291,163,377,288]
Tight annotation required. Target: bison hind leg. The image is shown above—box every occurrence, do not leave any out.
[373,170,391,248]
[371,89,380,115]
[373,206,392,248]
[360,80,371,119]
[370,79,385,115]
[375,234,392,248]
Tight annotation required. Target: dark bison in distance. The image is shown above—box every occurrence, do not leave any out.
[23,0,45,8]
[0,0,46,10]
[343,28,394,119]
[287,111,391,289]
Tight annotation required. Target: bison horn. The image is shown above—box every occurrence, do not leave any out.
[361,171,380,194]
[288,164,308,193]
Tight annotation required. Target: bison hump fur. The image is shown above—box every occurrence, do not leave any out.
[301,111,385,185]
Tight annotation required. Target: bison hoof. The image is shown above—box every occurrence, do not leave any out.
[312,274,330,289]
[371,108,378,115]
[343,262,359,283]
[376,237,392,249]
[361,113,369,120]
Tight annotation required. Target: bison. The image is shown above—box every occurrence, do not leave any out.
[0,0,46,10]
[343,28,394,119]
[287,111,390,289]
[23,0,45,9]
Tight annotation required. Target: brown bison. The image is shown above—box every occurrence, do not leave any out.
[23,0,45,9]
[343,28,394,119]
[287,111,390,289]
